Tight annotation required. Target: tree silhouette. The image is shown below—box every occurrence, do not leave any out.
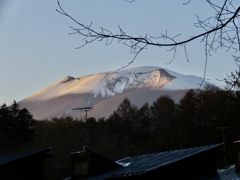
[150,95,176,132]
[0,101,36,149]
[136,103,151,140]
[177,89,199,147]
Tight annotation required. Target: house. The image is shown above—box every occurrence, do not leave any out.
[69,143,225,179]
[0,147,51,180]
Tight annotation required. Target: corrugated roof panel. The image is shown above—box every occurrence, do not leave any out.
[0,147,51,165]
[218,164,240,180]
[112,143,223,177]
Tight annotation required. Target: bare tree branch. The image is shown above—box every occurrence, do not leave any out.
[56,0,240,87]
[182,0,191,6]
[124,0,135,3]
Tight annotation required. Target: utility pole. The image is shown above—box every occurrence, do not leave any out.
[217,126,230,167]
[72,107,93,151]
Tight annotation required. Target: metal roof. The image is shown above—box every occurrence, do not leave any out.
[86,143,223,179]
[0,147,51,166]
[112,143,223,177]
[218,164,240,180]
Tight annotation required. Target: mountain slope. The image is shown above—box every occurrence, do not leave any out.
[19,66,211,120]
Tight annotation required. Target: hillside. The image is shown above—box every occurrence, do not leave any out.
[19,66,211,120]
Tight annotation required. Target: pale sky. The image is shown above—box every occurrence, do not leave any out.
[0,0,238,105]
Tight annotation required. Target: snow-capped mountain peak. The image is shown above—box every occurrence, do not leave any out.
[19,66,211,120]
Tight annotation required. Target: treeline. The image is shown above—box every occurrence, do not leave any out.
[0,101,36,153]
[1,85,240,179]
[87,85,240,161]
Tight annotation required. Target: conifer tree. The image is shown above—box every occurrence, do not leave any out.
[150,95,176,132]
[0,101,36,149]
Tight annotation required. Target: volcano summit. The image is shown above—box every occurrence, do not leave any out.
[19,66,211,120]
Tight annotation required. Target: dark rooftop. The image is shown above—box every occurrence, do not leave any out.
[86,143,223,179]
[217,164,240,180]
[0,147,51,166]
[113,143,222,177]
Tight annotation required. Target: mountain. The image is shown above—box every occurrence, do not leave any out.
[19,66,211,120]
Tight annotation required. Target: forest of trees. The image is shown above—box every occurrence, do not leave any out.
[0,101,36,152]
[1,85,240,179]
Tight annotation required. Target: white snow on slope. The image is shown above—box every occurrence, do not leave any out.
[23,66,209,102]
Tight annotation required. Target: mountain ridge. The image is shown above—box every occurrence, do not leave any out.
[19,66,211,120]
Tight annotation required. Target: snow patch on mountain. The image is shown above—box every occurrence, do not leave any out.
[92,68,174,98]
[22,66,209,103]
[19,66,213,120]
